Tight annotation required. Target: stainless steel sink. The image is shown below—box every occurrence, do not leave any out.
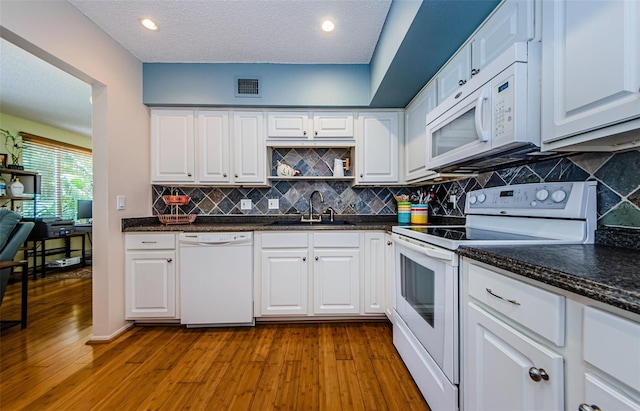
[267,220,355,226]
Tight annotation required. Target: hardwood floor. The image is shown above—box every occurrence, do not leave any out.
[0,276,430,410]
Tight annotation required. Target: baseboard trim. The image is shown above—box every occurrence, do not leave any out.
[87,322,134,344]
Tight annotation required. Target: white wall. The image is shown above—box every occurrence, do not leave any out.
[0,1,151,339]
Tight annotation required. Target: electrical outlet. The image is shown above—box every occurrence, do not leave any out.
[240,199,252,210]
[268,199,279,210]
[449,195,457,204]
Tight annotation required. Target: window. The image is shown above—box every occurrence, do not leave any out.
[21,134,92,219]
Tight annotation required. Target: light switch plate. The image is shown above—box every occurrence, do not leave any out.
[117,195,126,210]
[240,199,252,210]
[268,199,279,210]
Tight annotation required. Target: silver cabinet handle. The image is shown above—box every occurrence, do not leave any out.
[223,173,227,177]
[579,404,601,411]
[303,130,307,136]
[360,174,364,178]
[458,79,467,86]
[486,288,521,305]
[235,174,238,178]
[166,258,173,263]
[302,257,306,262]
[528,367,549,382]
[187,173,192,177]
[471,68,480,76]
[387,241,392,246]
[141,241,158,244]
[314,131,318,136]
[315,256,319,261]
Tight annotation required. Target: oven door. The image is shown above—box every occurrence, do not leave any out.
[393,234,459,384]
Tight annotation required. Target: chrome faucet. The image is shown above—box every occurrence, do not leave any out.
[301,190,324,222]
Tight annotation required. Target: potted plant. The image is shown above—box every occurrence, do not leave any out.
[0,128,23,170]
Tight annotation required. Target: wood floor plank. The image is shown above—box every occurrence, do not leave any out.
[318,324,342,411]
[346,324,389,410]
[296,325,320,411]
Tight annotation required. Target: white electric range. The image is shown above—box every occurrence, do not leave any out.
[391,181,597,410]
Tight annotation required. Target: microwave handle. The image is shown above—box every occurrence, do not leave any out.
[474,86,491,142]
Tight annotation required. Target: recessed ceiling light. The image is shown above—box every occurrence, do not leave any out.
[140,18,158,31]
[321,20,335,32]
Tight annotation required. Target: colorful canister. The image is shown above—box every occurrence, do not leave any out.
[397,201,411,224]
[410,204,428,225]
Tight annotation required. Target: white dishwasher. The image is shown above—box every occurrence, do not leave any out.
[179,232,254,327]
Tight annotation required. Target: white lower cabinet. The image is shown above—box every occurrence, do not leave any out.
[462,258,640,411]
[363,232,386,314]
[124,233,178,320]
[260,248,309,316]
[256,231,386,318]
[313,248,360,314]
[465,302,564,411]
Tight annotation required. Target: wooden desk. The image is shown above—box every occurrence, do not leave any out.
[0,260,29,330]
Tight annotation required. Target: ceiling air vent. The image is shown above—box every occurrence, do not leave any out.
[235,76,262,98]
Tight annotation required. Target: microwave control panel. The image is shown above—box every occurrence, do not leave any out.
[494,75,515,140]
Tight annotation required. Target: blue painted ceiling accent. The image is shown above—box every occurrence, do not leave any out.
[371,0,501,108]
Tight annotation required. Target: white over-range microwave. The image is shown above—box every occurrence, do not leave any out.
[426,42,542,172]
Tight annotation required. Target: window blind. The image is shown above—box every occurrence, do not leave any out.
[20,134,93,219]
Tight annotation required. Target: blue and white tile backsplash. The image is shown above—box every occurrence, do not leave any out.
[152,148,640,228]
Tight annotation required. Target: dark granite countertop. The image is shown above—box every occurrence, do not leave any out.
[457,243,640,315]
[122,214,403,233]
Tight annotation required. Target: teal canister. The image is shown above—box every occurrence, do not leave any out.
[397,201,411,224]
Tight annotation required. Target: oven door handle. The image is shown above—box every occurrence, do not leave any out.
[394,235,454,262]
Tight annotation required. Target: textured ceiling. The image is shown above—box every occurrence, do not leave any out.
[0,38,93,137]
[68,0,393,64]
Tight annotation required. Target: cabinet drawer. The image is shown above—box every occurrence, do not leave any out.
[584,306,640,392]
[468,264,565,346]
[261,232,308,248]
[313,232,360,248]
[125,233,176,250]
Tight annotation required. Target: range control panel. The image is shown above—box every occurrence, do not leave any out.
[464,181,597,220]
[467,182,574,211]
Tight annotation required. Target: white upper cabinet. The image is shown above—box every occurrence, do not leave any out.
[356,112,400,185]
[267,112,309,138]
[151,110,195,183]
[266,111,354,145]
[405,82,437,182]
[232,112,267,184]
[313,112,354,138]
[196,111,230,183]
[437,0,535,103]
[151,109,267,186]
[541,0,640,151]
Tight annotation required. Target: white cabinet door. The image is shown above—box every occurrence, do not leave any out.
[260,249,309,316]
[384,233,394,320]
[405,83,437,182]
[541,0,640,144]
[125,250,176,319]
[465,302,564,411]
[471,0,535,75]
[312,112,354,138]
[356,112,399,184]
[364,232,386,314]
[196,111,230,183]
[151,110,195,183]
[233,112,266,185]
[313,249,360,314]
[267,112,310,138]
[437,45,472,103]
